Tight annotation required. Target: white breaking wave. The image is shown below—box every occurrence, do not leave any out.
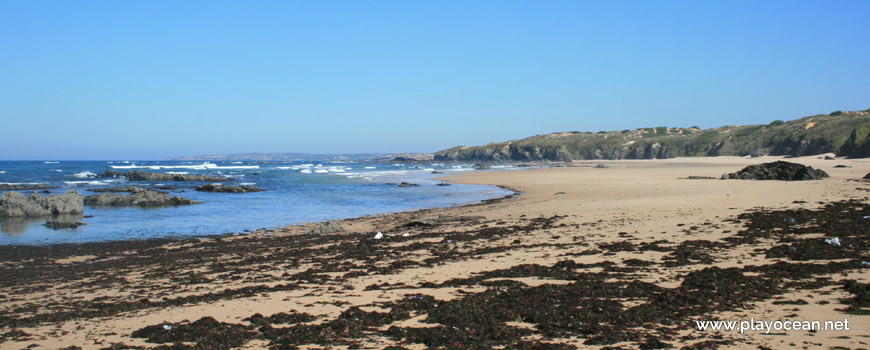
[276,166,293,170]
[0,171,5,174]
[300,169,313,174]
[239,182,256,186]
[314,169,329,174]
[110,162,260,170]
[64,180,118,186]
[51,169,63,172]
[165,171,188,175]
[44,161,59,164]
[73,171,96,178]
[364,166,377,169]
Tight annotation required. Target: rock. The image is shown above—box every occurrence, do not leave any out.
[97,170,226,182]
[195,184,263,193]
[721,161,830,181]
[0,184,59,191]
[84,189,201,207]
[833,165,850,168]
[43,220,87,229]
[0,191,84,218]
[431,171,444,174]
[594,163,609,168]
[310,221,345,234]
[824,155,836,160]
[864,173,870,180]
[686,176,716,179]
[474,163,491,170]
[437,182,451,186]
[398,182,419,188]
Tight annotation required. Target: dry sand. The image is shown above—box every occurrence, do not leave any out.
[1,156,868,349]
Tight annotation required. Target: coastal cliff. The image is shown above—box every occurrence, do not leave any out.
[435,109,870,162]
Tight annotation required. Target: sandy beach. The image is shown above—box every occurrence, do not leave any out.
[1,156,868,350]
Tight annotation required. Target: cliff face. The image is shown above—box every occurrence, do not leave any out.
[435,109,870,162]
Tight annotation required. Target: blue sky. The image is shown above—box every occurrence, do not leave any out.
[1,1,868,160]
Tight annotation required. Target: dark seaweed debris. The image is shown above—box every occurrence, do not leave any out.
[131,317,256,349]
[841,280,870,314]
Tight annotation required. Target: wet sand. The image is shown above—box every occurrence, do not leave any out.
[1,156,868,349]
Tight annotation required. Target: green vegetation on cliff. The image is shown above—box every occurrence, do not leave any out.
[435,109,870,162]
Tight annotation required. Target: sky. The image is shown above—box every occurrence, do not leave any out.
[1,1,869,160]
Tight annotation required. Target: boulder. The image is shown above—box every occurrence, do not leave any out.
[0,191,84,218]
[594,163,610,169]
[97,170,226,182]
[84,189,201,207]
[864,173,870,180]
[721,161,830,181]
[398,182,419,188]
[195,184,263,193]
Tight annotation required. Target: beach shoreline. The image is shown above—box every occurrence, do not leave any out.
[1,156,868,349]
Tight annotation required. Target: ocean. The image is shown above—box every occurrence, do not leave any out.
[0,161,515,245]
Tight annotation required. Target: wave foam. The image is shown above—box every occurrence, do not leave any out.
[64,180,117,186]
[73,171,96,178]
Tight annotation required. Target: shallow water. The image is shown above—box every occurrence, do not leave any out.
[0,161,514,245]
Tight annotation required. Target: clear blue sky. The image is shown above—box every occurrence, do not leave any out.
[1,1,868,160]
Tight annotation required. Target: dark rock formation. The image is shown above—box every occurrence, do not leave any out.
[686,176,716,180]
[84,189,201,207]
[0,191,84,218]
[594,163,609,169]
[310,221,345,234]
[398,182,419,188]
[43,220,87,229]
[97,170,226,182]
[721,161,830,181]
[195,184,263,193]
[0,184,59,191]
[864,173,870,180]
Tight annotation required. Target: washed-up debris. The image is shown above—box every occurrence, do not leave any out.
[374,232,384,239]
[824,237,841,246]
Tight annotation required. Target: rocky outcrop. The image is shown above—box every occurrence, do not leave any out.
[721,161,829,181]
[97,170,226,182]
[84,189,201,207]
[195,184,263,193]
[863,173,870,180]
[0,184,59,191]
[0,191,84,218]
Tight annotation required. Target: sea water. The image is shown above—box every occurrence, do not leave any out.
[0,161,515,245]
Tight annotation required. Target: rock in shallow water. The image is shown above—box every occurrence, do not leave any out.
[721,161,829,181]
[0,191,84,218]
[84,189,201,207]
[43,220,87,229]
